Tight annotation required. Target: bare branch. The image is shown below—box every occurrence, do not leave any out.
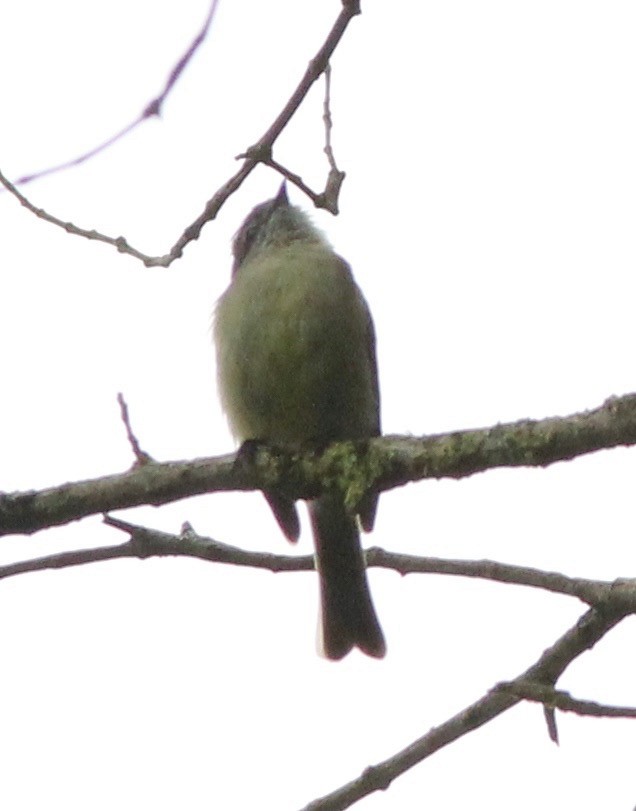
[0,511,631,811]
[0,539,140,579]
[320,65,346,213]
[255,64,346,214]
[497,680,636,719]
[322,65,338,173]
[0,168,155,263]
[1,392,636,538]
[0,517,315,582]
[0,2,361,267]
[300,603,631,811]
[147,0,221,114]
[103,514,315,571]
[367,548,607,604]
[116,393,153,465]
[258,157,324,208]
[0,516,615,613]
[8,0,221,187]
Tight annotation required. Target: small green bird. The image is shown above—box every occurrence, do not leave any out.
[214,183,385,659]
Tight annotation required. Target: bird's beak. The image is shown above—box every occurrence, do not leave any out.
[275,181,289,205]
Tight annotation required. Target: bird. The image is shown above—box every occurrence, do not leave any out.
[213,182,385,659]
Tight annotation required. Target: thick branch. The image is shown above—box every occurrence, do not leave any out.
[1,393,635,537]
[376,393,636,488]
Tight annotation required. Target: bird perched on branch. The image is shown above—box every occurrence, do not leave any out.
[214,183,385,659]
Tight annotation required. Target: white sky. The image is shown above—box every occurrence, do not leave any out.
[2,1,636,809]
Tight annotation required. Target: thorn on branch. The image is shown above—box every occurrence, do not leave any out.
[496,678,636,736]
[544,706,559,745]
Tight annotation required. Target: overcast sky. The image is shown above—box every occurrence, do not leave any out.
[2,1,636,809]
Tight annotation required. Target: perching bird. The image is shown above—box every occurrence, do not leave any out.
[214,183,385,659]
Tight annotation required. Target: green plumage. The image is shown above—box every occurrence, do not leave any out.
[214,185,385,659]
[215,242,378,445]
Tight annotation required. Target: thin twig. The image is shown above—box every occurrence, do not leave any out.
[116,393,153,464]
[253,63,346,213]
[0,518,315,582]
[0,168,155,263]
[323,64,339,172]
[320,64,346,213]
[0,2,360,267]
[8,0,221,187]
[497,680,636,719]
[260,157,322,206]
[367,547,607,604]
[0,515,616,612]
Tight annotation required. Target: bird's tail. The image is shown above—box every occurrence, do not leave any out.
[309,495,385,660]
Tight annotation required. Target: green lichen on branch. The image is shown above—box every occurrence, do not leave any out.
[3,393,636,537]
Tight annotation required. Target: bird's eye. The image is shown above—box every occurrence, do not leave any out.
[232,200,278,273]
[236,222,257,262]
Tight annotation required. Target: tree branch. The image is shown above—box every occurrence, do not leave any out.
[0,516,612,612]
[1,392,636,537]
[116,393,153,464]
[496,680,636,719]
[0,1,361,267]
[7,0,221,187]
[368,547,606,604]
[300,601,632,810]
